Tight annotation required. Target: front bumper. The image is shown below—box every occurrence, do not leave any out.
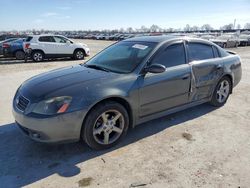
[13,106,86,143]
[85,47,90,56]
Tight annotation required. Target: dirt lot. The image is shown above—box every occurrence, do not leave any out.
[0,40,250,188]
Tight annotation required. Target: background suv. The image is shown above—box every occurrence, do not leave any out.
[24,35,90,62]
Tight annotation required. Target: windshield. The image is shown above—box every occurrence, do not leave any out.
[86,41,157,73]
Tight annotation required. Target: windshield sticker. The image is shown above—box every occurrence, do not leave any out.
[132,44,148,50]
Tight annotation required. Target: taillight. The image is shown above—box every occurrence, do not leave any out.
[2,43,10,48]
[24,43,30,49]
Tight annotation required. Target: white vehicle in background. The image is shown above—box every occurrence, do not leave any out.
[24,34,90,62]
[211,34,239,48]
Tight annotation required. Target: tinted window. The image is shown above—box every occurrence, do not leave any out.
[38,36,55,42]
[151,43,186,67]
[188,43,214,61]
[25,36,33,42]
[212,46,220,58]
[53,36,67,43]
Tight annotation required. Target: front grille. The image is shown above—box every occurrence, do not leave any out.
[16,95,30,111]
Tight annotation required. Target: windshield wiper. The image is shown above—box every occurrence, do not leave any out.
[84,64,110,72]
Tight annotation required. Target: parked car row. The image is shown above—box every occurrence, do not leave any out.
[66,32,250,48]
[83,33,145,41]
[193,33,250,48]
[0,34,90,62]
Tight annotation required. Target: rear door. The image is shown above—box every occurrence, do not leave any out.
[38,36,57,54]
[187,42,224,100]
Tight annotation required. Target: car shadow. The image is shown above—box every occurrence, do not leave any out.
[0,103,216,188]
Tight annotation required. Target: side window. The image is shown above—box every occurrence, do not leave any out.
[188,43,214,61]
[38,36,55,42]
[212,46,220,58]
[151,43,186,68]
[53,36,67,43]
[25,36,33,42]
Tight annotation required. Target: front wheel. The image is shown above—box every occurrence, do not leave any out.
[74,49,85,60]
[82,101,129,150]
[210,77,232,107]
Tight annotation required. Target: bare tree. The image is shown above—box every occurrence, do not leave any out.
[183,24,191,32]
[244,23,250,29]
[150,24,160,32]
[140,25,148,33]
[126,27,133,33]
[191,25,199,31]
[119,28,125,33]
[220,24,234,30]
[201,24,213,31]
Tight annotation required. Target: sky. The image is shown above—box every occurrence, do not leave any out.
[0,0,250,31]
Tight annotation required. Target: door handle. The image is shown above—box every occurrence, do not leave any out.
[182,74,190,80]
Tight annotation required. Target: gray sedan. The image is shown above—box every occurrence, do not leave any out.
[13,36,242,150]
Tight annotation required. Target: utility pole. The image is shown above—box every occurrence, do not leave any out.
[233,19,236,29]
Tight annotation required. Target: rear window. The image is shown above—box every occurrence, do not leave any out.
[25,36,33,42]
[212,46,220,58]
[38,36,55,42]
[188,43,214,61]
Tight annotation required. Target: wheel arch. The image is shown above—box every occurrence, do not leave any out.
[31,49,45,55]
[80,96,134,138]
[74,48,86,56]
[13,49,24,54]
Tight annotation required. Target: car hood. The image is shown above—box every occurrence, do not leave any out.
[77,43,88,47]
[20,65,113,99]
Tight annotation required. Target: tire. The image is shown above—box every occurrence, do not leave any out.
[74,49,85,60]
[210,76,232,107]
[32,51,44,62]
[15,50,25,60]
[82,101,129,150]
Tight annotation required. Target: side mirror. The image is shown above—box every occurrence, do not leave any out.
[144,64,166,74]
[66,40,71,45]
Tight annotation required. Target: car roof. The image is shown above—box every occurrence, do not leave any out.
[124,35,215,45]
[29,34,65,37]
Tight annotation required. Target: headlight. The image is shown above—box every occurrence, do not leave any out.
[32,96,72,115]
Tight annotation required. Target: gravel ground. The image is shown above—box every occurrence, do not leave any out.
[0,40,249,188]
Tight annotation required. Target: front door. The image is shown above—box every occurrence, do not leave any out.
[138,42,191,117]
[53,36,73,55]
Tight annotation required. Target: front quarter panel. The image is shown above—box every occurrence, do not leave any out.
[46,73,139,126]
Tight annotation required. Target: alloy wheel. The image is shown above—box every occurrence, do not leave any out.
[93,110,124,145]
[33,53,43,61]
[216,80,230,103]
[76,51,84,59]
